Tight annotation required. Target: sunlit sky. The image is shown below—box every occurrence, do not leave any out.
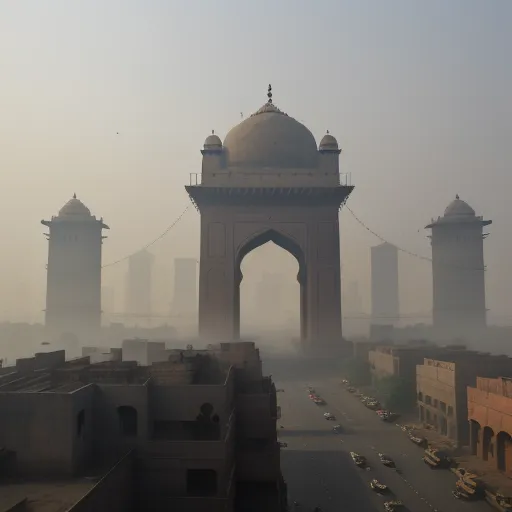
[0,0,511,326]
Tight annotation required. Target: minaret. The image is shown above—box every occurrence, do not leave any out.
[426,195,491,337]
[42,195,109,340]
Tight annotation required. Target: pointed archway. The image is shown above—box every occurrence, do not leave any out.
[234,229,306,341]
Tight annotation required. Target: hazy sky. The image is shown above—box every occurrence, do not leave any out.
[1,1,511,325]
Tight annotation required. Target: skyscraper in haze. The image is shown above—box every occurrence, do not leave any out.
[42,195,108,340]
[172,258,197,315]
[426,195,491,335]
[371,243,399,325]
[125,250,154,317]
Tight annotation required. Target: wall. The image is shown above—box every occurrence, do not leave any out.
[368,350,395,378]
[0,391,75,475]
[71,385,95,475]
[93,383,149,459]
[67,451,134,512]
[468,384,512,434]
[15,350,65,373]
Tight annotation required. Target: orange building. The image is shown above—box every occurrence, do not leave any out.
[467,377,512,476]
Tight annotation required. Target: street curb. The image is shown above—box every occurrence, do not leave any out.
[449,467,506,511]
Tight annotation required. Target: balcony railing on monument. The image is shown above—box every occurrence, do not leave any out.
[189,172,352,186]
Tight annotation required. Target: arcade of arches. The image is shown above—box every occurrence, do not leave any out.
[468,377,512,477]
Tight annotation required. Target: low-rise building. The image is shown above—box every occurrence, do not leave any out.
[417,353,512,446]
[468,377,512,476]
[0,342,285,512]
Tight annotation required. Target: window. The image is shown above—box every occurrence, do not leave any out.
[447,405,454,417]
[439,401,447,413]
[425,395,432,405]
[187,469,217,497]
[76,410,85,438]
[433,398,438,408]
[117,406,138,436]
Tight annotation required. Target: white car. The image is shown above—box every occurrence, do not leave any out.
[323,412,335,420]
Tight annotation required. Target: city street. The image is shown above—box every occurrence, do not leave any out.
[267,356,493,512]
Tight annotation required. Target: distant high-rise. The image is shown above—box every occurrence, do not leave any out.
[125,250,154,317]
[371,243,399,325]
[426,195,491,334]
[42,195,108,340]
[172,258,197,315]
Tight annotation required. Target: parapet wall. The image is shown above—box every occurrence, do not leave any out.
[66,451,134,512]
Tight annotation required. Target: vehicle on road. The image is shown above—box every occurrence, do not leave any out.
[495,493,512,508]
[276,388,285,392]
[384,500,404,511]
[370,479,389,493]
[323,412,336,420]
[332,424,343,433]
[308,394,317,400]
[378,453,396,468]
[455,473,485,500]
[350,452,368,468]
[408,434,427,447]
[423,448,451,469]
[313,398,325,405]
[347,386,356,393]
[278,441,288,448]
[342,379,349,384]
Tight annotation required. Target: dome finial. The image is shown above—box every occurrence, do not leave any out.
[456,194,460,200]
[267,84,272,104]
[73,193,77,199]
[211,129,214,135]
[326,130,330,134]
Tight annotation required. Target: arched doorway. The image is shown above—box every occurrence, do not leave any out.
[469,420,481,456]
[497,431,512,473]
[482,426,494,461]
[236,231,303,342]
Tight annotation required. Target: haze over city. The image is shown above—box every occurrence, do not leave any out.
[1,0,511,334]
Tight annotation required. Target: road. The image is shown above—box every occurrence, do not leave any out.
[268,357,492,512]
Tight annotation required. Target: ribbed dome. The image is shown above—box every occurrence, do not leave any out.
[223,101,318,169]
[58,195,91,218]
[444,195,475,217]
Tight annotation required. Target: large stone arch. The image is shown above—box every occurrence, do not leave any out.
[234,228,307,340]
[497,431,512,474]
[482,426,494,461]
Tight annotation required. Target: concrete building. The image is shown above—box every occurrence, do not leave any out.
[371,243,399,326]
[426,196,492,337]
[186,86,354,351]
[468,377,512,476]
[0,342,284,512]
[416,353,512,446]
[42,195,108,341]
[172,258,198,316]
[125,250,154,318]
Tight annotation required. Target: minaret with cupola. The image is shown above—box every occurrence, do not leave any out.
[42,195,109,341]
[426,195,491,337]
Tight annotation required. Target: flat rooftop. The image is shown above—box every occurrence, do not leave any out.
[0,478,95,512]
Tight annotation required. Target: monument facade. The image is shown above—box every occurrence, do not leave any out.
[186,87,353,350]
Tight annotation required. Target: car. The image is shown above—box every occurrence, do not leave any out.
[370,479,389,493]
[408,434,427,447]
[378,453,396,467]
[347,387,356,393]
[342,379,349,384]
[314,398,326,405]
[278,441,288,448]
[384,500,404,511]
[324,413,336,420]
[332,424,343,433]
[276,388,285,393]
[350,452,367,467]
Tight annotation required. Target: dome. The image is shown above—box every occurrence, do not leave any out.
[204,132,222,150]
[223,100,318,169]
[444,195,475,217]
[319,132,339,151]
[58,194,91,218]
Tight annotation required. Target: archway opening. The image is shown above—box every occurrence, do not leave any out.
[470,420,481,456]
[497,431,512,473]
[236,230,304,349]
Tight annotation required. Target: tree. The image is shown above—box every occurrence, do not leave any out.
[374,375,416,412]
[340,357,371,386]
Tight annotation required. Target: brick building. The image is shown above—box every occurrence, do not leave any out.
[0,342,285,512]
[468,377,512,476]
[416,353,512,446]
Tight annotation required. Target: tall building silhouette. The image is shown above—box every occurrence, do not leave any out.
[42,195,108,340]
[172,258,197,315]
[371,243,399,325]
[125,250,154,317]
[426,195,491,335]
